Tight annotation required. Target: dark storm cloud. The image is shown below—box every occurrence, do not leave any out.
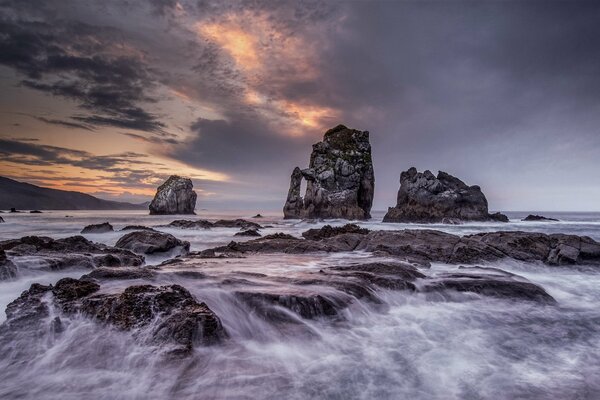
[34,116,95,131]
[0,12,165,133]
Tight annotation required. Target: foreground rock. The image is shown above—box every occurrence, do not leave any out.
[283,124,375,220]
[0,236,144,272]
[209,229,600,266]
[523,214,559,222]
[81,222,114,234]
[0,250,17,280]
[422,267,556,303]
[168,219,262,230]
[234,229,261,237]
[302,224,369,240]
[383,168,508,223]
[116,231,190,255]
[149,175,197,215]
[1,278,227,355]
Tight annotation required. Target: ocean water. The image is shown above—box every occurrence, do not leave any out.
[0,210,599,399]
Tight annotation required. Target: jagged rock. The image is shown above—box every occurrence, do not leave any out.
[149,175,197,215]
[81,222,113,234]
[422,270,556,303]
[234,229,262,237]
[121,225,157,232]
[0,235,144,271]
[302,223,369,240]
[1,279,226,354]
[167,219,261,230]
[115,231,190,255]
[0,249,17,280]
[489,212,510,222]
[383,167,508,223]
[206,229,600,266]
[168,219,213,229]
[283,124,375,220]
[523,214,559,222]
[81,267,156,281]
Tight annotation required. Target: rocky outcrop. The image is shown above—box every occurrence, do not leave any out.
[283,125,375,220]
[302,224,369,240]
[0,235,144,272]
[1,278,227,355]
[115,231,190,255]
[523,214,559,222]
[167,219,262,230]
[383,168,507,223]
[207,229,600,266]
[234,229,261,237]
[81,222,114,234]
[149,175,197,215]
[0,249,17,280]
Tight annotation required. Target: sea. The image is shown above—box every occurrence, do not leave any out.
[0,210,599,399]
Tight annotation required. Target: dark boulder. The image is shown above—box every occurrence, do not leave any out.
[523,214,559,222]
[81,267,156,281]
[234,229,262,237]
[0,235,144,271]
[383,168,508,223]
[302,223,369,240]
[283,124,375,220]
[121,225,157,232]
[0,249,17,280]
[213,219,262,229]
[1,279,226,354]
[168,219,213,229]
[115,231,190,255]
[149,175,197,215]
[81,222,114,234]
[29,210,42,213]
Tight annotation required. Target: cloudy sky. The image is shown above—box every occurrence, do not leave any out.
[1,0,599,211]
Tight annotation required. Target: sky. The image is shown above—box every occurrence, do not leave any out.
[0,0,599,212]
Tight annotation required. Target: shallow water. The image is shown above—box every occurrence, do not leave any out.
[0,210,599,399]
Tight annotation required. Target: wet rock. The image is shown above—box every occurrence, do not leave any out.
[234,229,262,237]
[302,223,369,240]
[115,231,190,255]
[383,167,508,223]
[0,249,17,280]
[329,262,426,281]
[81,267,156,281]
[422,271,556,303]
[213,219,262,229]
[0,235,144,271]
[523,214,559,222]
[168,219,213,229]
[81,222,114,234]
[1,279,226,354]
[30,210,42,213]
[121,225,157,232]
[283,124,375,220]
[235,290,350,320]
[149,175,197,215]
[489,212,510,222]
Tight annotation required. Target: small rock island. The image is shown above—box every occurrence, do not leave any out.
[149,175,197,215]
[283,125,375,220]
[383,167,508,223]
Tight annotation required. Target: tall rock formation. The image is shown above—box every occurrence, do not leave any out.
[149,176,197,215]
[383,167,507,223]
[283,125,374,220]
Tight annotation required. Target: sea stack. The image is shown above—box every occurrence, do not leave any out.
[383,167,508,223]
[149,175,197,215]
[283,124,374,220]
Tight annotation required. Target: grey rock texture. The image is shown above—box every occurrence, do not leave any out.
[0,278,227,355]
[383,167,508,223]
[81,222,113,234]
[208,229,600,266]
[115,231,190,255]
[0,249,17,280]
[283,125,374,220]
[0,235,144,272]
[149,175,197,215]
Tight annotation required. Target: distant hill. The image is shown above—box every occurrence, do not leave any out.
[0,176,148,210]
